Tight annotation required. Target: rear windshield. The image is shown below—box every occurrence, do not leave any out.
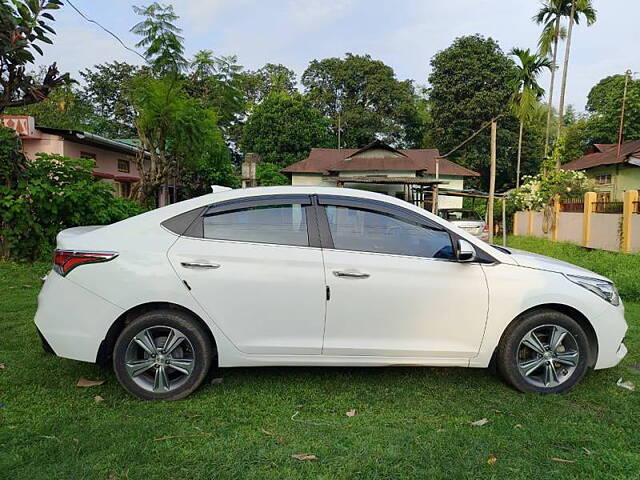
[439,210,483,222]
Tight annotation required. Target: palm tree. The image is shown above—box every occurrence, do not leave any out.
[510,48,552,188]
[556,0,596,136]
[534,0,566,160]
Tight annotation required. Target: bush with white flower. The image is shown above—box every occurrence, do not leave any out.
[510,159,592,211]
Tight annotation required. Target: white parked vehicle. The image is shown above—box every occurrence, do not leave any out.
[35,187,628,400]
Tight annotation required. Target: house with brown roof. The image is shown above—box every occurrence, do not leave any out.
[282,140,480,209]
[562,140,640,202]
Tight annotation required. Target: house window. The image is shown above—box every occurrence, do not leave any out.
[596,191,611,203]
[595,174,611,185]
[80,151,96,160]
[118,182,131,199]
[117,159,130,173]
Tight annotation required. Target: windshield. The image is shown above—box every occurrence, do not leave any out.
[438,209,483,222]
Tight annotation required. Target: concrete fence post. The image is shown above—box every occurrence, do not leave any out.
[513,212,519,235]
[582,191,596,248]
[622,190,638,253]
[527,210,533,235]
[551,194,561,242]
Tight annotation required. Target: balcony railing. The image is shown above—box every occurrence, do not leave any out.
[559,198,584,212]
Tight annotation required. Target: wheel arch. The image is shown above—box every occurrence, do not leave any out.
[491,303,599,368]
[96,302,217,367]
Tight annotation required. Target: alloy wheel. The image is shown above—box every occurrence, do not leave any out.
[124,326,196,393]
[516,324,580,389]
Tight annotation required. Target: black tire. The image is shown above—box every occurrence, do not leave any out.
[113,309,214,401]
[496,309,591,394]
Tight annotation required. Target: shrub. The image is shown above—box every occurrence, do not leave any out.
[0,153,145,260]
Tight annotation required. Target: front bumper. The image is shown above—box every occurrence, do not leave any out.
[592,304,628,370]
[34,271,124,363]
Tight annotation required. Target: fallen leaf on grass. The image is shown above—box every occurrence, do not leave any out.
[261,428,274,436]
[487,455,497,465]
[153,433,211,442]
[76,378,105,388]
[292,453,317,461]
[514,424,523,429]
[616,378,635,391]
[346,409,357,417]
[582,447,592,455]
[551,457,575,464]
[0,363,5,370]
[93,395,104,403]
[183,413,201,419]
[469,418,489,427]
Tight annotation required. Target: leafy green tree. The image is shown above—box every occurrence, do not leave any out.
[556,118,590,163]
[510,48,551,187]
[129,74,226,204]
[302,53,424,148]
[131,2,186,74]
[7,81,96,130]
[79,61,140,138]
[241,63,297,105]
[584,74,640,144]
[240,91,331,167]
[428,35,532,190]
[256,162,288,186]
[0,0,69,112]
[187,50,245,137]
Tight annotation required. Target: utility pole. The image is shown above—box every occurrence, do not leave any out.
[487,118,497,244]
[557,0,576,137]
[617,69,632,158]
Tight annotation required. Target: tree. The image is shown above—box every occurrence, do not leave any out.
[129,74,225,204]
[428,35,532,191]
[302,53,424,148]
[510,48,551,187]
[256,162,288,186]
[240,91,331,167]
[241,63,297,105]
[131,2,186,74]
[0,0,69,112]
[79,62,140,138]
[556,0,596,135]
[584,74,640,144]
[534,0,566,158]
[6,81,96,130]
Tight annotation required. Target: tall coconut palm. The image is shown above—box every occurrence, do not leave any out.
[534,0,566,160]
[510,48,552,187]
[556,0,596,136]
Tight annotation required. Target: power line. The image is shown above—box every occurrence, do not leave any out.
[65,0,148,64]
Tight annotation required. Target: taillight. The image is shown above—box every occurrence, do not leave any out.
[53,250,118,276]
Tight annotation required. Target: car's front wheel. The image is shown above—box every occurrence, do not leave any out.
[113,309,213,400]
[497,309,591,394]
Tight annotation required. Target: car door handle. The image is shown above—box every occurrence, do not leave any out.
[333,270,370,279]
[180,261,221,269]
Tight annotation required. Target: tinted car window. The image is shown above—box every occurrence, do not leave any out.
[203,204,308,246]
[324,205,453,259]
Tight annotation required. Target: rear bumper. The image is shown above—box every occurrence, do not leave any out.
[34,271,124,363]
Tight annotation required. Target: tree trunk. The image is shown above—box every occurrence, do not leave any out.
[557,0,576,140]
[516,119,524,188]
[544,15,561,161]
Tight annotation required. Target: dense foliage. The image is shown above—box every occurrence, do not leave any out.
[428,35,544,190]
[240,92,331,167]
[0,0,69,112]
[302,53,425,148]
[0,151,144,260]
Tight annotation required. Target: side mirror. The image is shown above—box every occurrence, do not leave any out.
[456,239,476,262]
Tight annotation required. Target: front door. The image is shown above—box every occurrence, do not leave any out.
[319,198,489,358]
[167,196,327,355]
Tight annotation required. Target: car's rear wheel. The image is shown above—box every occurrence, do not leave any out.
[113,310,213,400]
[497,309,590,394]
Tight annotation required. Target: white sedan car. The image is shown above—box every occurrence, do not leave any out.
[35,186,628,400]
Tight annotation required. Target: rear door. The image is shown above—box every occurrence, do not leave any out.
[167,195,327,355]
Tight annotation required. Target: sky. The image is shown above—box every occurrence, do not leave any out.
[37,0,640,112]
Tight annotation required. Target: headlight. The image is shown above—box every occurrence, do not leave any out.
[566,274,619,306]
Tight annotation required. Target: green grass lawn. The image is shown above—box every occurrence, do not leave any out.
[1,237,639,479]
